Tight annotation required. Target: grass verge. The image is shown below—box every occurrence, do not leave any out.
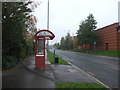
[69,49,120,58]
[48,51,69,65]
[56,82,107,89]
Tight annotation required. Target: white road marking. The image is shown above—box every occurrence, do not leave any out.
[67,61,112,90]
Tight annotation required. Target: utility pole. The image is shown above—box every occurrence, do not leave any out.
[47,0,49,30]
[47,0,49,57]
[118,1,120,32]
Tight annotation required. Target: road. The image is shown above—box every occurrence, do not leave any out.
[51,49,119,88]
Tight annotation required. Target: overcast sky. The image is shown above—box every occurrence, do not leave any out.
[33,0,119,45]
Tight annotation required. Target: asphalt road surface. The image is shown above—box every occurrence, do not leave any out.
[51,49,119,88]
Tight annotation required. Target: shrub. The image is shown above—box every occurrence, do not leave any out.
[2,55,18,69]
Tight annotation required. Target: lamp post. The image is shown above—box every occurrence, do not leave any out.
[118,1,120,26]
[47,0,49,57]
[47,0,49,30]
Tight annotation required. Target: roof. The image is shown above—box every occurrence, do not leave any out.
[34,29,55,40]
[96,22,119,31]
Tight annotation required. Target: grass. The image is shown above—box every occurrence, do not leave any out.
[56,82,107,89]
[69,49,120,58]
[48,51,69,65]
[92,50,120,57]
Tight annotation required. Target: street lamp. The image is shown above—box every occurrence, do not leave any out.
[47,0,49,57]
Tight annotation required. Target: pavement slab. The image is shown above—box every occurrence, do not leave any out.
[2,56,55,88]
[51,64,98,83]
[2,64,55,88]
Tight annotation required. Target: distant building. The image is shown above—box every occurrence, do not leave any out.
[72,22,120,51]
[96,23,120,51]
[71,36,77,49]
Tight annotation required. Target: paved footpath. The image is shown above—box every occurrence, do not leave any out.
[2,56,55,88]
[2,55,111,89]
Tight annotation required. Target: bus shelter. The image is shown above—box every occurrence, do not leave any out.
[34,30,55,70]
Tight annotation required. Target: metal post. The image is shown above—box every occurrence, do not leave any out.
[118,1,120,26]
[54,49,55,59]
[47,0,49,57]
[47,0,49,30]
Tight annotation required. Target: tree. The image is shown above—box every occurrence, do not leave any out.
[64,33,72,49]
[77,14,99,50]
[54,43,60,49]
[2,1,38,69]
[72,36,77,49]
[59,32,73,50]
[60,37,65,49]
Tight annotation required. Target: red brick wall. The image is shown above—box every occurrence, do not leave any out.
[96,23,119,51]
[118,29,120,51]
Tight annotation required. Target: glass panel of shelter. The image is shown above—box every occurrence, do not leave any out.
[45,37,50,40]
[37,38,44,54]
[37,31,52,36]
